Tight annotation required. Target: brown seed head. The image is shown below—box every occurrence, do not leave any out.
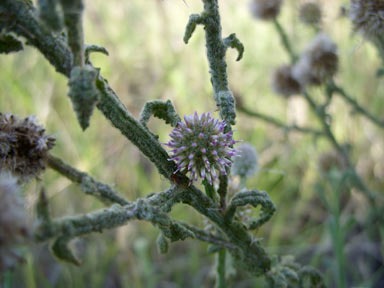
[249,0,283,21]
[349,0,384,40]
[292,34,338,86]
[299,1,322,26]
[271,65,302,97]
[0,113,55,182]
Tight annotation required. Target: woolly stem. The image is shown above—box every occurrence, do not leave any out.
[60,0,85,66]
[46,154,130,206]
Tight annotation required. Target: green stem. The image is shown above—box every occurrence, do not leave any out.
[273,18,297,63]
[215,249,227,288]
[238,105,324,137]
[329,80,384,129]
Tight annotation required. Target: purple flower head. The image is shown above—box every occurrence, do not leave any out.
[165,112,240,184]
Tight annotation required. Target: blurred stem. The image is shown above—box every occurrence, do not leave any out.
[328,80,384,129]
[327,174,347,288]
[302,91,377,205]
[272,17,377,207]
[273,18,297,63]
[215,249,227,288]
[238,104,324,136]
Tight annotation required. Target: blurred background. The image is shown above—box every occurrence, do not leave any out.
[1,0,383,287]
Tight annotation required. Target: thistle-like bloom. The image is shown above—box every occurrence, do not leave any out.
[166,112,238,184]
[249,0,283,21]
[349,0,384,40]
[0,113,55,182]
[232,143,259,179]
[299,1,322,26]
[271,65,302,97]
[292,34,338,86]
[0,172,29,272]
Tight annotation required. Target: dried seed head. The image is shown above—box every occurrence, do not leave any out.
[349,0,384,41]
[271,65,302,97]
[318,151,347,173]
[0,113,55,182]
[292,34,338,86]
[249,0,283,21]
[299,1,322,26]
[165,112,239,184]
[0,172,30,273]
[232,143,258,179]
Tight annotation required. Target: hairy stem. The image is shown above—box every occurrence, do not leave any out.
[46,154,130,206]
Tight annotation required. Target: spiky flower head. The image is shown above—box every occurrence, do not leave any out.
[292,34,338,86]
[349,0,384,41]
[166,112,238,184]
[0,172,30,273]
[249,0,283,21]
[299,1,323,26]
[271,65,302,97]
[232,143,259,179]
[0,113,55,182]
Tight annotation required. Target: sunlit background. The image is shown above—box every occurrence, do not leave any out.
[1,0,383,287]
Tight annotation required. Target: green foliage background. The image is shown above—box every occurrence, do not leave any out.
[0,0,383,287]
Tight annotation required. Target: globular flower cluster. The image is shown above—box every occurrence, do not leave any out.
[0,172,29,273]
[292,34,338,86]
[166,112,238,184]
[349,0,384,41]
[232,143,259,179]
[298,1,322,27]
[249,0,283,21]
[0,113,55,182]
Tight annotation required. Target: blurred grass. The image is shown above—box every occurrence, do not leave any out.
[0,0,383,287]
